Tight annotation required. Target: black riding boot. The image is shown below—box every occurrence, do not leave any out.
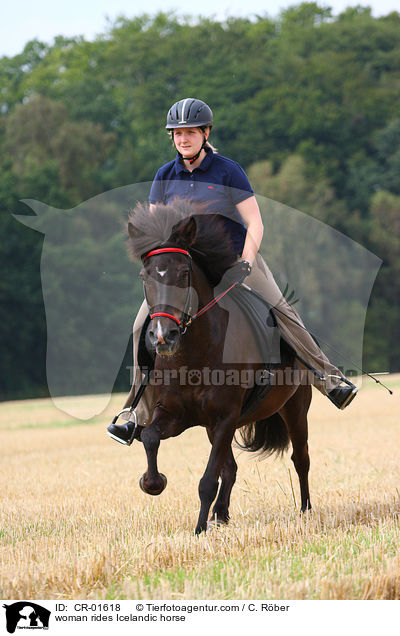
[327,381,358,409]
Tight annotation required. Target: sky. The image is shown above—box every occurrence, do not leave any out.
[1,0,399,58]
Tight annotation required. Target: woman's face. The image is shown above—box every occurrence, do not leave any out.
[173,127,208,157]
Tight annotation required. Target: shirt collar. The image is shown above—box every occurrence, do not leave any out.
[174,146,215,175]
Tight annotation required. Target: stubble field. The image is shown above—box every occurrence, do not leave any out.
[0,375,399,600]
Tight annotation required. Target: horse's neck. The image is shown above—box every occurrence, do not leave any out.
[191,262,215,312]
[182,264,228,359]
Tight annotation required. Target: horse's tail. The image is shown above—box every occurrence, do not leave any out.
[236,413,289,457]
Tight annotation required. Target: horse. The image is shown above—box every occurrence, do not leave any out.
[126,199,312,534]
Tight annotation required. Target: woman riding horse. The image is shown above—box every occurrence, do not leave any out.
[108,98,357,445]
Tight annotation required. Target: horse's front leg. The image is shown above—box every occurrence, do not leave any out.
[196,417,237,534]
[139,404,186,496]
[139,422,167,496]
[207,428,237,525]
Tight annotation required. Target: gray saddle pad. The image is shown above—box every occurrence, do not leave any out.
[228,283,282,365]
[229,284,296,418]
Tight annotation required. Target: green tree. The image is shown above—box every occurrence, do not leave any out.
[4,95,115,205]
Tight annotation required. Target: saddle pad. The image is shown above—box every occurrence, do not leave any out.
[227,284,300,419]
[228,283,282,366]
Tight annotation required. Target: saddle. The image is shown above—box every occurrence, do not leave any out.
[137,283,298,419]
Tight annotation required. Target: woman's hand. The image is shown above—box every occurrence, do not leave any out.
[222,259,252,286]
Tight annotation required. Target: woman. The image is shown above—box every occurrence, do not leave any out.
[108,98,357,445]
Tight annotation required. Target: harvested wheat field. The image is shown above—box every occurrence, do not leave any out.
[0,375,399,600]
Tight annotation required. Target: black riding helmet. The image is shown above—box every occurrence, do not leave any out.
[166,98,213,164]
[166,98,213,129]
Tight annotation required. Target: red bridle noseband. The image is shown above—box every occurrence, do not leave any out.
[144,248,190,259]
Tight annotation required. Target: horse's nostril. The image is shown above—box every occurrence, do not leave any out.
[167,329,180,342]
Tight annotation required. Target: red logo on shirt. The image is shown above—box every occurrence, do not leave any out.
[208,186,214,189]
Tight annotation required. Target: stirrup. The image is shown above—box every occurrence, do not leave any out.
[107,408,138,446]
[323,374,355,393]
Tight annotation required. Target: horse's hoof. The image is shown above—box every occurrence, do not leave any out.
[139,472,167,496]
[300,502,312,514]
[195,524,207,535]
[207,518,228,532]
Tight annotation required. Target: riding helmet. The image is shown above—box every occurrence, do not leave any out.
[166,98,213,129]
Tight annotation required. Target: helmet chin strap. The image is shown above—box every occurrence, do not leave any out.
[180,145,203,164]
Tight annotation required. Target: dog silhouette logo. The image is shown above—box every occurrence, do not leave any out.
[3,602,50,633]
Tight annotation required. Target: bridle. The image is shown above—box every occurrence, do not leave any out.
[143,247,193,334]
[143,247,238,334]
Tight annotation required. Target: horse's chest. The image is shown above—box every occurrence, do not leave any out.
[181,385,233,426]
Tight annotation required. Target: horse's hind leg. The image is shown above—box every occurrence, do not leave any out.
[280,385,312,512]
[210,444,237,525]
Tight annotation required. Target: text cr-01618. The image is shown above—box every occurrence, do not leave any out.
[74,604,121,612]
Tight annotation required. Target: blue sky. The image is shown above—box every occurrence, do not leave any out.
[2,0,399,57]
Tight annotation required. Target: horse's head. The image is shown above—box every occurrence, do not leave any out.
[132,216,198,356]
[127,199,237,356]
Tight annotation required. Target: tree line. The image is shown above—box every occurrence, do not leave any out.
[1,3,399,399]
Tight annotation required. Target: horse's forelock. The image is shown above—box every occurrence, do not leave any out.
[127,199,237,283]
[127,201,189,260]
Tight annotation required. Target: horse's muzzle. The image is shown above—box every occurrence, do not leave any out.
[148,324,180,355]
[155,341,179,356]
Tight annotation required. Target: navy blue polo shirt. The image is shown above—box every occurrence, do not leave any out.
[149,147,254,254]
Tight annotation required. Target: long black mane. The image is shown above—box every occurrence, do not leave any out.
[127,198,238,285]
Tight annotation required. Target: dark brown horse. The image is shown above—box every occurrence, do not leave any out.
[127,200,312,534]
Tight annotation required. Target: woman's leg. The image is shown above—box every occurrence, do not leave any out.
[247,254,345,395]
[108,300,155,443]
[122,299,155,424]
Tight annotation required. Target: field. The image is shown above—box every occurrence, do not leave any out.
[0,375,399,600]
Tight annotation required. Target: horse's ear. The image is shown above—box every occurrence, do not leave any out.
[169,215,197,248]
[127,222,144,239]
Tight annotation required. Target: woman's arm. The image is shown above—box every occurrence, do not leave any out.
[236,195,264,266]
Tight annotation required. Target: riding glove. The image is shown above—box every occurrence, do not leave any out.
[223,259,252,286]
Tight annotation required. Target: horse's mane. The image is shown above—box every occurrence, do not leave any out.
[127,198,238,285]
